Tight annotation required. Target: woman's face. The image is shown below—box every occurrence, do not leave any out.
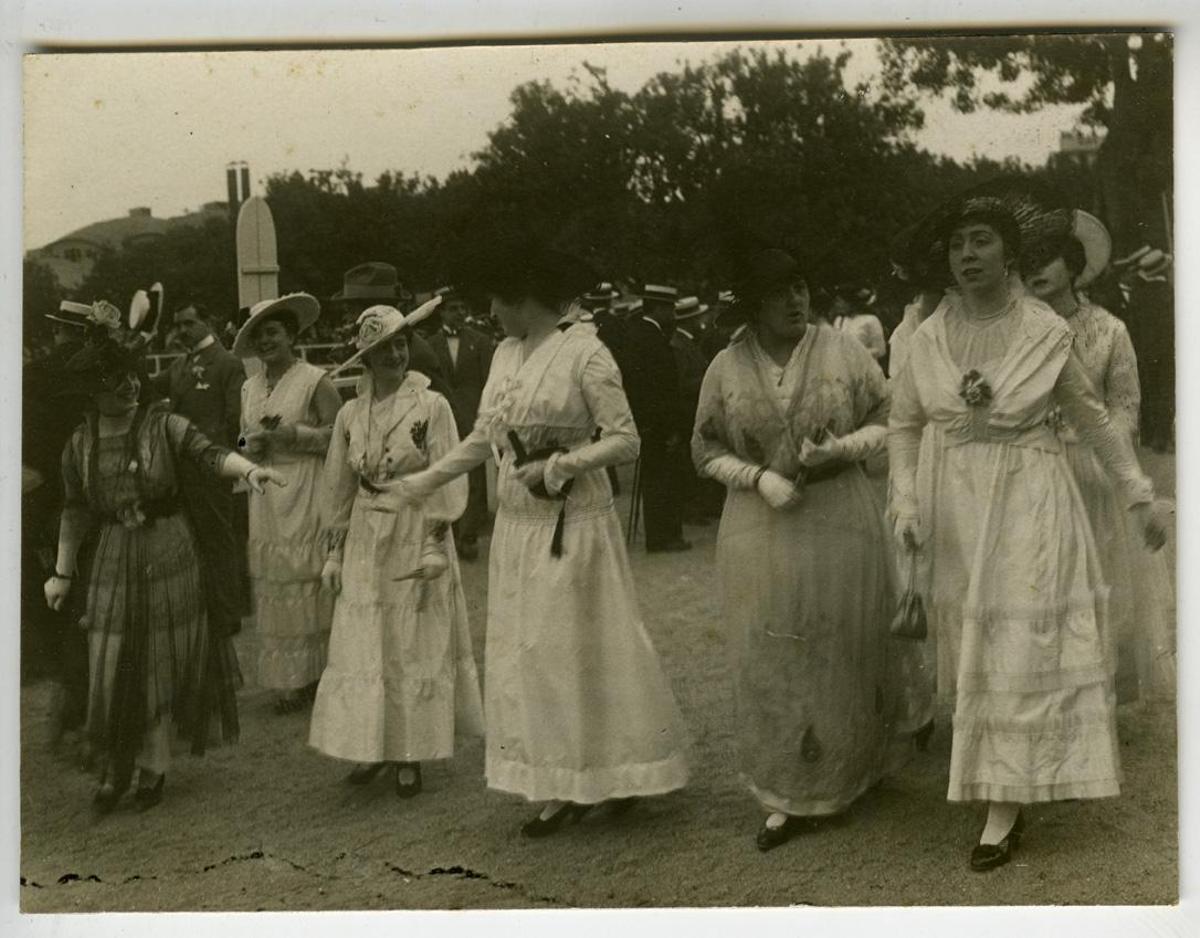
[1023,256,1074,302]
[251,318,296,364]
[948,223,1009,292]
[95,371,140,415]
[364,333,409,381]
[757,280,810,342]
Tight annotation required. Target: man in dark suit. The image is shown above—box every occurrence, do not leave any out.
[332,262,450,397]
[425,287,495,560]
[671,296,720,525]
[155,301,248,639]
[622,284,691,553]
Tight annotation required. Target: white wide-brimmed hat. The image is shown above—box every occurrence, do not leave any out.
[232,293,321,358]
[675,296,710,321]
[45,300,93,328]
[329,295,443,376]
[1072,210,1112,288]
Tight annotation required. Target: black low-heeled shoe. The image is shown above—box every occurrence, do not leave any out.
[756,815,818,852]
[394,762,422,798]
[969,810,1025,872]
[915,719,935,752]
[520,802,591,838]
[134,773,165,812]
[346,762,387,785]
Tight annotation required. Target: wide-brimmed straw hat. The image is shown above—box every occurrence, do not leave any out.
[329,296,443,376]
[1069,210,1112,288]
[45,300,94,329]
[232,293,320,358]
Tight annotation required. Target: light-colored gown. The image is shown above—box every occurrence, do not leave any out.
[242,361,334,690]
[309,372,484,763]
[1054,302,1175,702]
[693,324,928,816]
[407,320,690,804]
[889,294,1154,803]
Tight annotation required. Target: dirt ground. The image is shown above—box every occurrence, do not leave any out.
[19,453,1179,911]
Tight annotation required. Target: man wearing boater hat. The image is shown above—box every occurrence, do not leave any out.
[332,262,450,397]
[672,296,719,525]
[23,301,93,735]
[424,286,495,560]
[622,283,691,552]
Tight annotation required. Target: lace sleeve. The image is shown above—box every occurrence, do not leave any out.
[1104,320,1142,443]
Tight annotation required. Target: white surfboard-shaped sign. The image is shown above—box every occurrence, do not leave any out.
[235,195,279,376]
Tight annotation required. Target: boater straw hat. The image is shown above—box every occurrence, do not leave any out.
[232,293,321,358]
[45,300,94,329]
[329,295,444,377]
[674,296,710,321]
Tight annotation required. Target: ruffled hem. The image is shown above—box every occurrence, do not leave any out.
[746,775,876,818]
[486,752,689,804]
[948,778,1120,803]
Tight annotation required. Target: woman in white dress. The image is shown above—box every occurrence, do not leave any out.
[693,249,929,851]
[309,301,484,796]
[1021,211,1175,702]
[889,194,1169,871]
[401,246,689,837]
[235,295,341,714]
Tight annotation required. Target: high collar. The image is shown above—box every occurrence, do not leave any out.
[190,334,216,355]
[641,316,664,333]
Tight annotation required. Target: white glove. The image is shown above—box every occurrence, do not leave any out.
[245,465,288,494]
[1132,500,1171,552]
[757,469,803,510]
[320,559,343,596]
[44,575,71,612]
[398,470,438,502]
[798,437,841,468]
[894,514,924,553]
[415,549,448,581]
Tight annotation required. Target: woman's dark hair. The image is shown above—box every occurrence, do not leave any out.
[472,240,596,311]
[250,309,300,341]
[942,198,1022,264]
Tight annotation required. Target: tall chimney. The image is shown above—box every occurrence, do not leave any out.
[226,163,239,221]
[240,163,251,201]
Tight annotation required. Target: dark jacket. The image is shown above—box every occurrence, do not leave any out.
[621,316,684,442]
[425,325,496,435]
[156,338,246,448]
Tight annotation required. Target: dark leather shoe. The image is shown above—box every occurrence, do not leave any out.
[134,774,165,812]
[969,810,1025,872]
[394,762,422,798]
[346,762,387,785]
[520,802,591,838]
[756,816,816,852]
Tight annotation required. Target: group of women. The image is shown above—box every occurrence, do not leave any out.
[44,183,1172,873]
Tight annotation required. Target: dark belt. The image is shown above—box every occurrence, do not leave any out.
[99,497,182,526]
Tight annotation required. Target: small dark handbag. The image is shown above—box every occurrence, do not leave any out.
[890,552,928,641]
[508,430,574,557]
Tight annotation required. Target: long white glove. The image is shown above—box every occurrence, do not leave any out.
[757,469,803,510]
[799,424,887,467]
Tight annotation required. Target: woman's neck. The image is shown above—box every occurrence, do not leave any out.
[917,291,942,320]
[522,314,559,346]
[960,280,1013,321]
[1046,288,1080,319]
[265,355,295,383]
[372,371,404,399]
[97,407,136,436]
[758,324,806,367]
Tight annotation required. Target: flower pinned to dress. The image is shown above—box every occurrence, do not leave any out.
[116,501,147,529]
[1045,404,1066,435]
[959,370,993,407]
[477,375,522,445]
[410,418,429,453]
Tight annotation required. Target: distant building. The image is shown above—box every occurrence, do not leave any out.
[28,201,230,292]
[1053,130,1105,170]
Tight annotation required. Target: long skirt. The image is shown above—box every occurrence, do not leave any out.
[83,514,239,780]
[718,468,919,817]
[484,496,689,804]
[923,441,1120,803]
[1064,441,1175,702]
[309,495,484,763]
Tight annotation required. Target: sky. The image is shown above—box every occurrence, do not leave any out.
[22,40,1086,250]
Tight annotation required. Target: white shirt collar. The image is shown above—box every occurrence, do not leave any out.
[191,334,216,354]
[641,316,663,333]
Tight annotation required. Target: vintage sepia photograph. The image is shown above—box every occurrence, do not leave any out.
[12,16,1183,925]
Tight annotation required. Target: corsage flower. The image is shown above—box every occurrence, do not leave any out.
[959,370,993,408]
[410,418,429,453]
[477,375,522,446]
